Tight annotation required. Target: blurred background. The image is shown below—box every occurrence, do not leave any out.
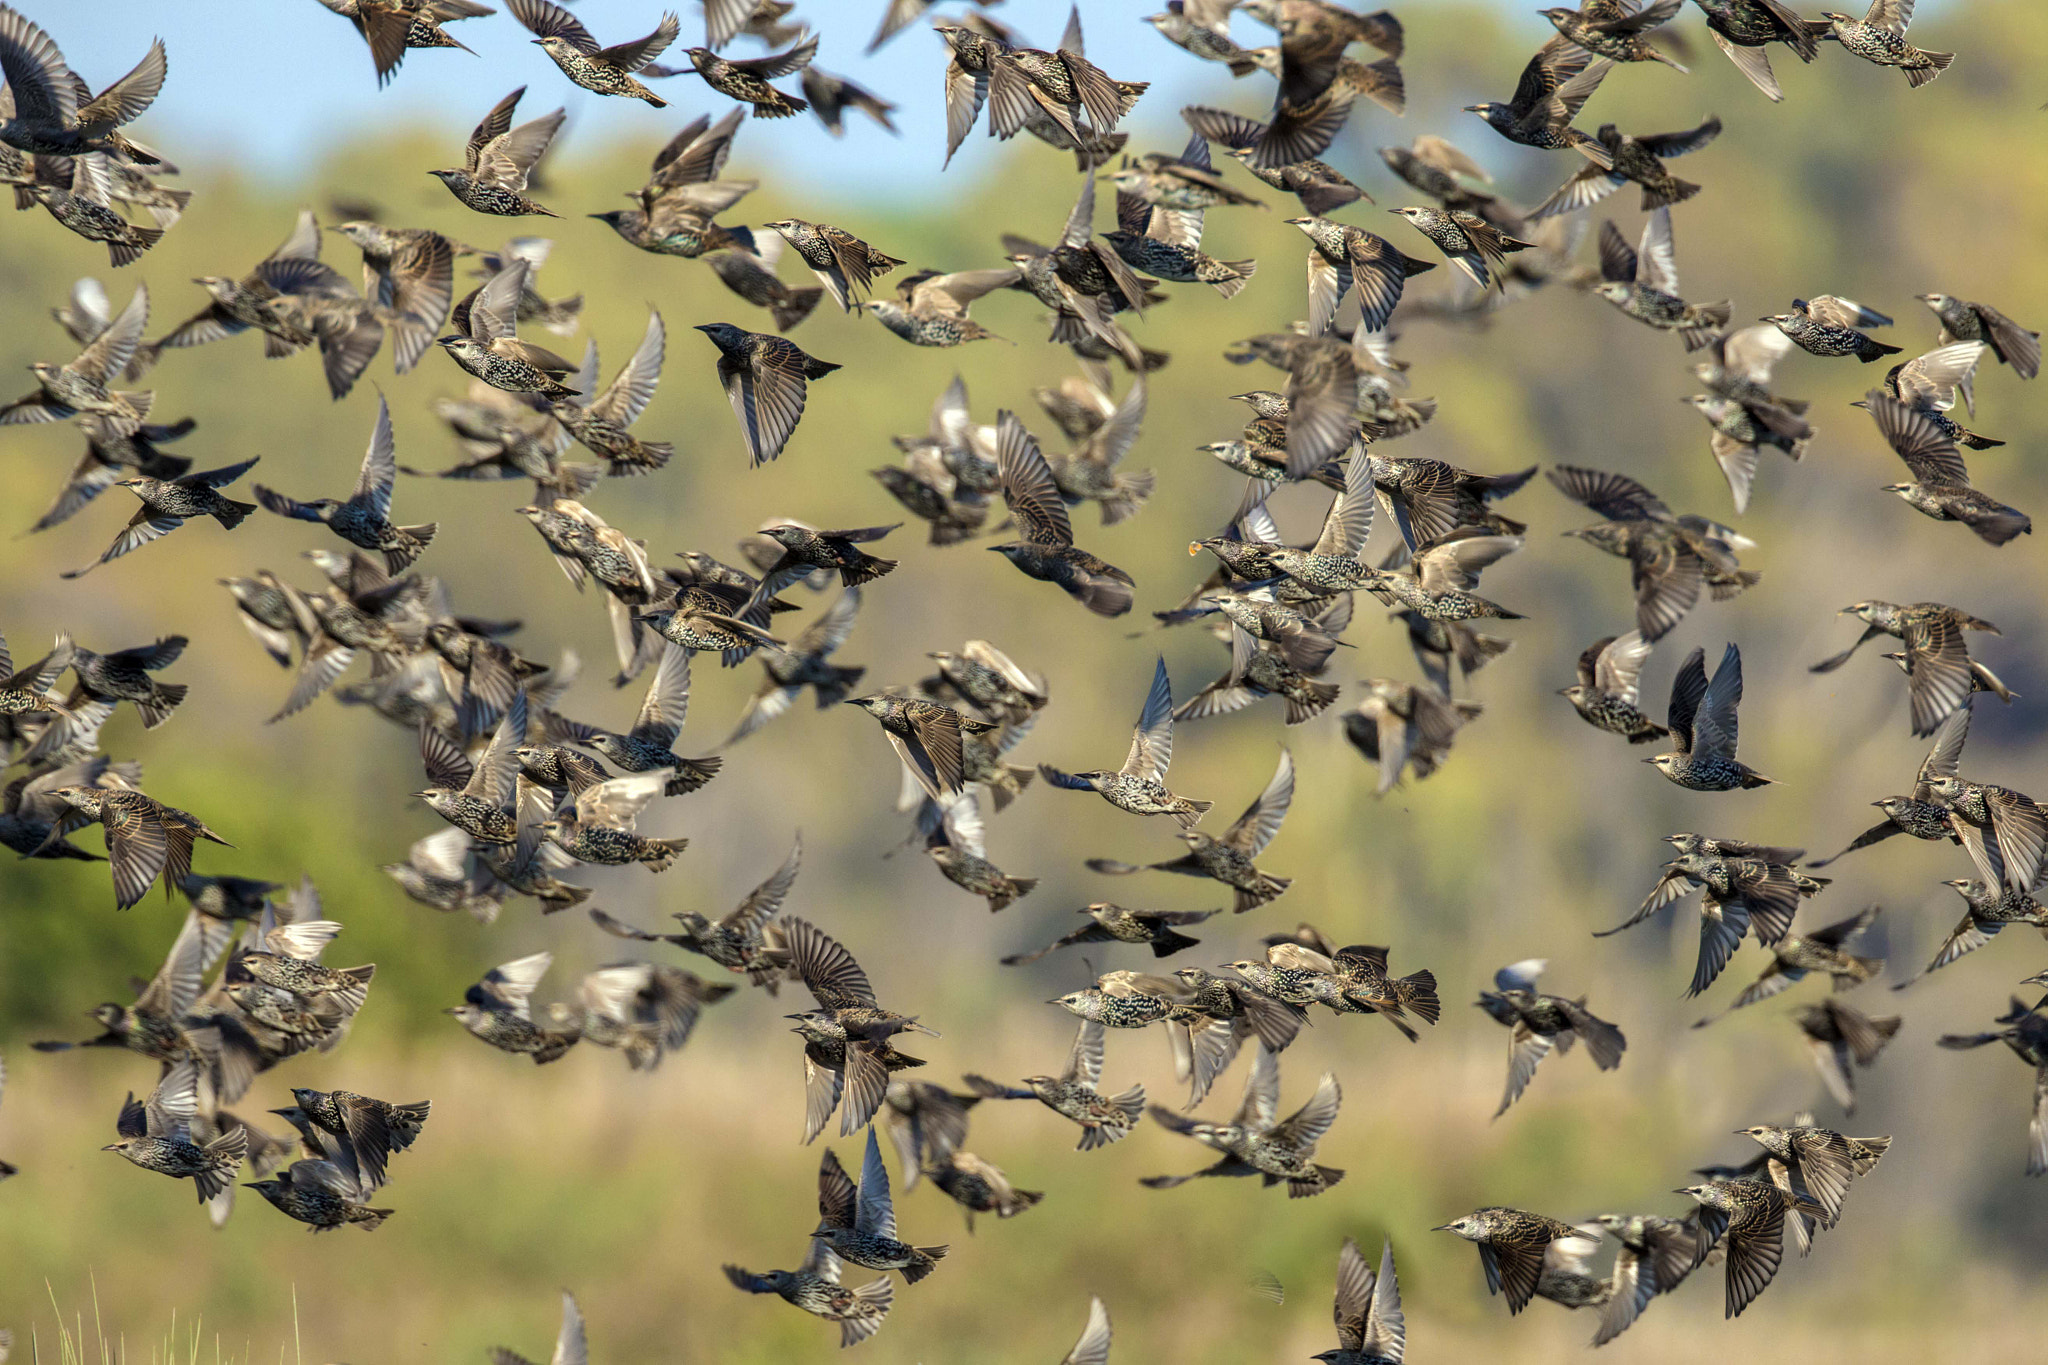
[3,0,2047,1360]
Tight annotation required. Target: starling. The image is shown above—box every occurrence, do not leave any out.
[1158,966,1308,1107]
[726,1235,894,1348]
[2,281,151,432]
[1809,705,1970,867]
[27,403,196,535]
[1560,631,1667,743]
[50,455,247,580]
[1534,116,1720,218]
[1675,1176,1820,1316]
[509,0,678,105]
[1798,997,1901,1113]
[1902,878,2048,985]
[1819,3,1952,86]
[1434,1207,1599,1315]
[1005,173,1152,353]
[1034,367,1153,525]
[254,397,436,575]
[590,831,800,986]
[802,65,898,136]
[638,584,782,662]
[1736,1121,1890,1235]
[1919,753,2048,896]
[919,790,1038,913]
[1541,0,1687,68]
[1146,2,1263,77]
[1088,747,1293,913]
[1271,927,1439,1037]
[32,782,232,910]
[439,259,581,400]
[1344,679,1483,795]
[724,589,866,747]
[1183,105,1366,216]
[1378,133,1506,224]
[1387,206,1534,294]
[1591,208,1732,351]
[783,916,936,1139]
[1462,39,1614,165]
[745,525,900,614]
[539,312,674,477]
[681,34,817,117]
[487,1290,586,1365]
[448,951,581,1063]
[1357,527,1525,622]
[845,694,992,803]
[1288,216,1436,336]
[989,411,1136,616]
[102,1059,246,1204]
[811,1129,948,1285]
[1112,135,1267,213]
[1863,388,2030,546]
[1052,970,1181,1031]
[388,827,524,923]
[245,1158,391,1232]
[1476,960,1627,1116]
[1609,843,1822,995]
[965,1017,1146,1151]
[33,905,228,1063]
[1573,1212,1703,1345]
[1647,643,1771,792]
[1811,600,2001,738]
[326,222,455,375]
[588,109,752,259]
[2,756,136,861]
[1142,1046,1345,1198]
[20,154,166,268]
[1175,622,1342,728]
[569,643,717,795]
[763,219,905,315]
[1695,905,1882,1024]
[284,1087,429,1191]
[539,768,685,872]
[1878,341,2000,449]
[1766,295,1901,362]
[1003,903,1219,967]
[878,1080,979,1189]
[1917,291,2039,387]
[923,639,1047,726]
[694,322,839,467]
[1361,453,1535,553]
[563,961,733,1070]
[1551,464,1759,641]
[0,6,164,163]
[1311,1237,1403,1365]
[416,691,526,844]
[32,633,186,757]
[315,0,487,87]
[430,87,562,218]
[1107,186,1257,301]
[1937,995,2048,1177]
[1694,0,1828,102]
[1685,388,1811,516]
[868,267,1018,347]
[1041,658,1211,827]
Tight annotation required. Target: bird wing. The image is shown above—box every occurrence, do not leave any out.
[1691,901,1750,997]
[727,33,817,80]
[548,1292,587,1365]
[632,641,690,748]
[996,411,1074,547]
[801,1052,845,1146]
[349,396,398,521]
[1331,1237,1372,1351]
[1062,1297,1112,1365]
[465,259,529,344]
[1310,445,1376,561]
[724,337,811,469]
[137,909,235,1020]
[1546,464,1670,521]
[1063,1017,1105,1088]
[479,951,552,1019]
[507,0,599,52]
[1915,703,1971,789]
[853,1127,897,1239]
[71,283,149,385]
[102,798,168,910]
[1597,218,1638,285]
[1634,207,1680,296]
[784,917,876,1009]
[479,110,565,193]
[1498,1021,1554,1114]
[0,7,79,127]
[1664,646,1708,751]
[942,61,990,167]
[144,1058,200,1139]
[466,86,525,172]
[1122,656,1176,780]
[1271,1070,1342,1150]
[1509,36,1591,116]
[1689,641,1744,761]
[465,689,528,806]
[1804,294,1892,330]
[595,12,679,73]
[1361,1240,1404,1360]
[1224,747,1294,856]
[1893,341,1982,413]
[1232,1042,1283,1131]
[1901,616,1972,739]
[1718,322,1795,384]
[1864,0,1915,35]
[815,1144,858,1228]
[1592,630,1653,705]
[1415,531,1521,594]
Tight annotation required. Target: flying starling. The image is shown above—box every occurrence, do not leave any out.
[1142,1045,1345,1198]
[782,916,936,1139]
[509,0,678,105]
[485,1290,587,1365]
[1561,631,1667,743]
[1051,969,1183,1032]
[315,0,488,87]
[1476,960,1627,1117]
[1146,1,1263,75]
[723,589,866,747]
[1876,341,2000,449]
[867,267,1018,347]
[988,412,1136,616]
[1387,206,1534,293]
[918,790,1038,912]
[1288,216,1435,336]
[40,633,187,752]
[588,108,752,259]
[878,1079,979,1190]
[1937,994,2048,1177]
[1916,292,2039,386]
[1694,0,1827,101]
[681,34,817,117]
[725,1238,895,1348]
[1434,1207,1599,1315]
[1808,707,1974,862]
[1312,1237,1403,1365]
[1344,679,1483,795]
[20,154,166,268]
[1591,208,1732,350]
[0,280,151,431]
[0,6,164,163]
[1862,388,2031,545]
[1107,185,1257,301]
[1735,1120,1890,1240]
[1798,997,1900,1113]
[283,1087,429,1192]
[102,1059,246,1204]
[1378,132,1508,223]
[245,1157,391,1232]
[32,782,232,910]
[2,756,136,861]
[762,219,905,315]
[1088,747,1293,912]
[1534,114,1719,219]
[1041,657,1211,826]
[253,397,436,575]
[1901,878,2048,985]
[415,691,526,844]
[801,65,898,136]
[1184,105,1367,216]
[1540,0,1687,68]
[326,222,455,375]
[1645,643,1772,792]
[439,258,582,399]
[33,906,227,1064]
[430,87,562,218]
[1766,295,1901,362]
[1811,600,2001,738]
[965,1017,1146,1151]
[1462,38,1614,164]
[1551,464,1759,640]
[1003,903,1219,966]
[1694,905,1882,1026]
[1609,842,1822,995]
[55,456,256,579]
[1574,1212,1703,1345]
[448,951,581,1063]
[845,694,992,803]
[563,961,733,1070]
[591,831,800,987]
[540,769,686,872]
[812,1129,948,1284]
[1819,3,1952,86]
[694,322,839,467]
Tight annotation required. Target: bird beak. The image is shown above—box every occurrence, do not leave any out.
[1554,687,1571,696]
[1639,756,1657,764]
[440,1006,460,1015]
[1428,1221,1455,1231]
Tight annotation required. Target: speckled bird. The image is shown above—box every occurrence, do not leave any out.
[1561,631,1666,743]
[1434,1206,1599,1315]
[1694,906,1882,1026]
[1592,208,1732,351]
[430,87,563,217]
[726,1238,894,1348]
[1863,388,2031,546]
[1820,3,1952,86]
[1766,295,1901,362]
[447,951,581,1063]
[764,219,905,314]
[1089,747,1292,912]
[254,398,435,574]
[1461,38,1614,164]
[1476,959,1627,1116]
[509,0,678,105]
[965,1017,1146,1151]
[103,1060,246,1203]
[1143,1046,1344,1198]
[1041,658,1210,826]
[682,34,817,117]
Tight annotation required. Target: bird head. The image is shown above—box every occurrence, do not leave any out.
[1593,282,1633,305]
[91,1002,125,1029]
[1818,10,1851,21]
[693,322,744,348]
[101,1139,132,1154]
[1387,206,1427,222]
[426,168,464,186]
[1018,1074,1055,1090]
[193,276,234,299]
[290,1087,319,1107]
[1461,103,1501,121]
[760,219,798,235]
[113,476,145,489]
[842,696,890,718]
[1915,293,1950,308]
[436,335,479,356]
[1223,959,1262,976]
[986,543,1027,563]
[1556,683,1587,702]
[1642,754,1677,773]
[1878,482,1916,496]
[1673,1184,1710,1202]
[533,34,576,57]
[445,1002,485,1026]
[414,789,449,808]
[327,221,380,249]
[27,361,56,380]
[682,47,716,71]
[1734,1125,1769,1140]
[757,524,805,547]
[1536,7,1576,25]
[1760,313,1793,326]
[1048,990,1094,1015]
[1840,601,1876,619]
[1431,1214,1482,1239]
[1941,878,1981,895]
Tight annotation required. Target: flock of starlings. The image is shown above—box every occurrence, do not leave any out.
[0,0,2040,1358]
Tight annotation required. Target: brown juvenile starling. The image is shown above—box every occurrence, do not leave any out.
[431,87,562,218]
[1591,208,1732,350]
[813,1129,949,1284]
[1863,388,2031,546]
[1820,4,1952,86]
[448,950,581,1063]
[1917,291,2039,387]
[1462,38,1614,165]
[1434,1206,1599,1315]
[1088,747,1292,912]
[1142,1045,1344,1198]
[1937,994,2047,1177]
[1561,631,1667,743]
[965,1017,1146,1151]
[1344,679,1483,795]
[1311,1237,1403,1364]
[510,0,679,105]
[694,322,840,467]
[725,1238,894,1348]
[681,34,817,117]
[0,6,164,163]
[1476,960,1627,1116]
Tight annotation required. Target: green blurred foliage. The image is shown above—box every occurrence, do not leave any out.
[4,3,2048,1361]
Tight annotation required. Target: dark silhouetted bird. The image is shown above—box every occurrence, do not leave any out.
[0,5,165,163]
[1344,679,1483,795]
[695,322,839,467]
[1462,38,1613,164]
[681,34,817,117]
[1476,959,1627,1116]
[1798,997,1901,1114]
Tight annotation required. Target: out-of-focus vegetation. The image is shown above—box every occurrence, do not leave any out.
[3,2,2048,1360]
